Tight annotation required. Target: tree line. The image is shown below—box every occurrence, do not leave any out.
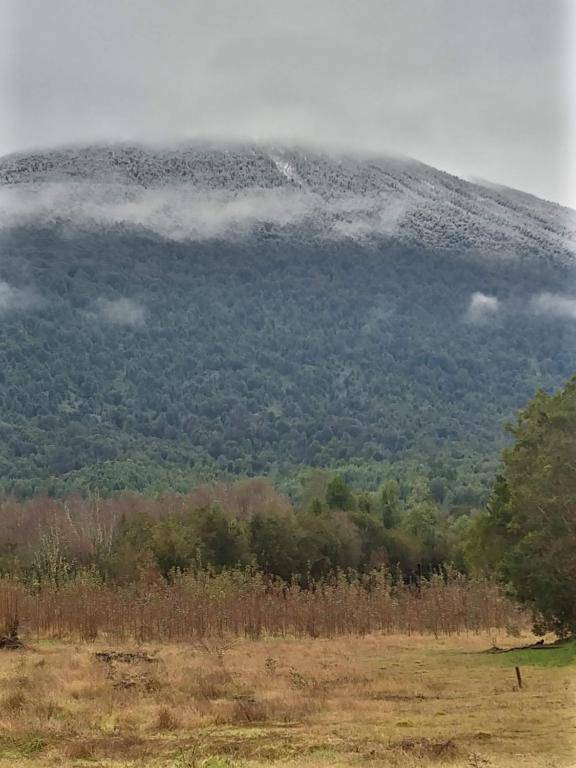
[0,473,471,587]
[0,371,574,637]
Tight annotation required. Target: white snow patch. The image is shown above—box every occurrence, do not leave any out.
[273,158,296,182]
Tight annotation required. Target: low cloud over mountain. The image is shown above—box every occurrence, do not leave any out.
[0,145,574,261]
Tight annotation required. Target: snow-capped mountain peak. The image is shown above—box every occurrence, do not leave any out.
[0,143,574,262]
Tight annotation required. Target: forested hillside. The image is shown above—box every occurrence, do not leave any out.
[0,144,575,499]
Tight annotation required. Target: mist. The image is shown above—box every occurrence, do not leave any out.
[95,297,146,327]
[0,279,37,314]
[0,181,410,242]
[466,292,500,323]
[530,292,576,320]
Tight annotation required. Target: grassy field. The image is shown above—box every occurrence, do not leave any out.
[0,632,573,768]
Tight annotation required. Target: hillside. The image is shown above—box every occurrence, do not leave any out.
[2,144,575,261]
[0,143,575,499]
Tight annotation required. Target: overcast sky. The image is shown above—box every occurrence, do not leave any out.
[1,0,575,207]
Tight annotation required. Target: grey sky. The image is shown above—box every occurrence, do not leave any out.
[1,0,575,206]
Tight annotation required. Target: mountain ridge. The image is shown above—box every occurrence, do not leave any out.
[1,143,574,263]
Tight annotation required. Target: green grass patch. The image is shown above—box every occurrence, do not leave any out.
[0,734,46,759]
[492,640,576,668]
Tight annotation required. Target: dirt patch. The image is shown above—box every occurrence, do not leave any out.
[94,650,157,664]
[0,628,24,650]
[63,736,150,761]
[390,737,459,760]
[95,649,160,691]
[370,691,432,701]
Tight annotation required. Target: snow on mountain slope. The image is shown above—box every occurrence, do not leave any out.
[0,143,574,262]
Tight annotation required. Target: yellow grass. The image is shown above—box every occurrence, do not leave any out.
[0,632,572,767]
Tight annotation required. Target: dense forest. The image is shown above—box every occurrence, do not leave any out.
[0,222,575,500]
[0,371,574,636]
[0,144,575,506]
[0,472,471,586]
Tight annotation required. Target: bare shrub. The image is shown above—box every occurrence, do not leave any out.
[64,741,96,760]
[0,569,523,642]
[3,689,27,712]
[194,670,232,700]
[155,706,180,731]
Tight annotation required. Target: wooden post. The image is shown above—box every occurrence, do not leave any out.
[515,666,522,689]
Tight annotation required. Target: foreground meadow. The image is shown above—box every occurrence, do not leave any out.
[0,632,573,768]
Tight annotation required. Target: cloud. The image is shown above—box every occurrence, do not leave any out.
[0,280,38,314]
[466,292,500,323]
[465,291,576,324]
[331,198,409,239]
[103,186,315,240]
[0,182,408,242]
[530,292,576,319]
[1,0,572,206]
[95,297,146,327]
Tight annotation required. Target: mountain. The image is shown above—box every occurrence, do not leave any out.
[0,143,574,499]
[1,143,575,261]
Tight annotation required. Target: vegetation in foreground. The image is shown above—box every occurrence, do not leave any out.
[470,374,576,637]
[0,570,519,642]
[493,638,576,669]
[0,632,572,768]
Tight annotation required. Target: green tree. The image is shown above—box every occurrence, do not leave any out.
[194,506,251,570]
[325,476,355,511]
[401,480,448,567]
[308,497,324,516]
[472,380,576,637]
[151,517,197,576]
[249,510,302,579]
[380,480,401,528]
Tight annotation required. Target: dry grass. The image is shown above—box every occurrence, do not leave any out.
[0,631,572,767]
[0,571,522,641]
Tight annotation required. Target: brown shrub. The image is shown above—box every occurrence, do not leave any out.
[155,706,180,731]
[3,689,27,712]
[64,740,96,760]
[0,570,523,643]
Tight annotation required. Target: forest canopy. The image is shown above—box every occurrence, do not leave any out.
[0,474,468,586]
[0,223,574,500]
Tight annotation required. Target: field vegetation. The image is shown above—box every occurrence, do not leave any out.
[0,570,519,643]
[0,632,572,768]
[0,322,573,765]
